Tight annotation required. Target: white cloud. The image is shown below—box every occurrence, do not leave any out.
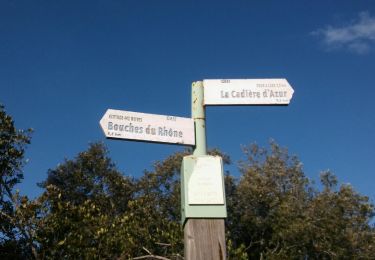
[313,12,375,54]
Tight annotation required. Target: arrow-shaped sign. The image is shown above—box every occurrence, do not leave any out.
[100,109,195,146]
[203,79,294,105]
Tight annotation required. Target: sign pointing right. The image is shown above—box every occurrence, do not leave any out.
[203,79,294,106]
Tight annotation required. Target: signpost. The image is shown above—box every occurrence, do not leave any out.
[99,79,294,260]
[99,109,195,146]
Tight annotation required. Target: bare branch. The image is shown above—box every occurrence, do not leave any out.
[132,255,171,260]
[155,242,172,247]
[142,247,153,255]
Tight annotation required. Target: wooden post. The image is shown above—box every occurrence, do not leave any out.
[184,219,226,260]
[183,81,226,260]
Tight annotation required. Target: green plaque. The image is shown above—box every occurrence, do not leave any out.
[181,155,227,225]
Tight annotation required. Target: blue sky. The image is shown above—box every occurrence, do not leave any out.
[1,1,375,203]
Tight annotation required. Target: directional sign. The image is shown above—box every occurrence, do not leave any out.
[100,109,195,146]
[203,79,294,105]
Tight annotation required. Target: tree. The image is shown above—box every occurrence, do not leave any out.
[228,141,375,259]
[33,144,232,259]
[0,104,34,259]
[34,144,186,259]
[35,143,137,258]
[38,142,135,214]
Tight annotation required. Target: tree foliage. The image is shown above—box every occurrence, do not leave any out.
[0,105,35,259]
[228,142,375,259]
[33,143,186,259]
[31,142,374,259]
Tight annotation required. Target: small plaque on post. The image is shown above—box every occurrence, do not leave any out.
[188,157,224,205]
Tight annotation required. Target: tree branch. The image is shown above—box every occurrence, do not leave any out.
[132,255,171,260]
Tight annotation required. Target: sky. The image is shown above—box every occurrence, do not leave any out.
[1,1,375,204]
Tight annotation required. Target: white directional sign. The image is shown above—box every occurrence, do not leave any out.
[100,109,195,146]
[203,79,294,105]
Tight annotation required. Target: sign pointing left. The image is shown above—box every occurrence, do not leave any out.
[100,109,195,146]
